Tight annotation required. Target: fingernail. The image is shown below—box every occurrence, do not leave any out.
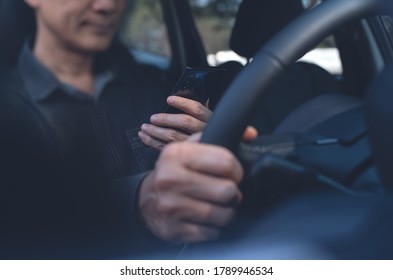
[167,96,176,103]
[150,115,157,122]
[138,131,147,140]
[141,124,147,130]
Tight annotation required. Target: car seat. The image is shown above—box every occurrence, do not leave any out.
[211,0,345,134]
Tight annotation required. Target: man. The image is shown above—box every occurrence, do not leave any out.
[0,0,255,258]
[15,0,212,177]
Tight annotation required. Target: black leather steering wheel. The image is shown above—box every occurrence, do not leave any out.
[201,0,392,151]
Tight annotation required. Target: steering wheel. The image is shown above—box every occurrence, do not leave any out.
[201,0,391,150]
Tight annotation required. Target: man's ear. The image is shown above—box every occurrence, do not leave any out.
[24,0,40,9]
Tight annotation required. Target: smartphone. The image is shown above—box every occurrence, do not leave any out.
[164,67,226,114]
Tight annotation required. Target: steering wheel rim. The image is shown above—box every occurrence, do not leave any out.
[201,0,391,151]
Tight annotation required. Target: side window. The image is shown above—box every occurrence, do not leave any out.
[119,0,172,69]
[189,0,245,65]
[189,0,342,75]
[298,36,343,75]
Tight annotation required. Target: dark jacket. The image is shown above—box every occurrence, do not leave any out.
[0,42,172,259]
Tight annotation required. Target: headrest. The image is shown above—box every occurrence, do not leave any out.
[230,0,305,59]
[0,0,35,74]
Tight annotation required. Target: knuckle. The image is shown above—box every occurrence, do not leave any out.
[219,182,240,204]
[139,135,149,145]
[156,198,175,216]
[143,137,154,146]
[179,115,194,129]
[154,172,175,191]
[166,129,178,142]
[217,155,237,175]
[192,104,206,118]
[217,208,236,227]
[200,204,235,227]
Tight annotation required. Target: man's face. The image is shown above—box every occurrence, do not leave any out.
[25,0,126,53]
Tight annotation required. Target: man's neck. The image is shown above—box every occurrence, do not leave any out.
[33,31,95,95]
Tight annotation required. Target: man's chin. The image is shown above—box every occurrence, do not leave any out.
[76,40,113,54]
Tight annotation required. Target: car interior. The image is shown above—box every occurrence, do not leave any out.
[214,0,349,134]
[200,0,385,180]
[198,0,393,258]
[1,0,393,259]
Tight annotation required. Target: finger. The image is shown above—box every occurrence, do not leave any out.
[155,191,237,226]
[141,123,189,143]
[150,113,206,134]
[243,126,258,141]
[177,197,237,227]
[184,145,244,183]
[138,131,166,151]
[167,96,212,122]
[180,171,242,206]
[139,171,232,243]
[161,143,244,183]
[155,167,242,207]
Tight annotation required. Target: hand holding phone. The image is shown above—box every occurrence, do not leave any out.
[139,67,224,151]
[164,67,225,114]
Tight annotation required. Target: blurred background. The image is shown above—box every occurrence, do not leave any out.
[120,0,342,74]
